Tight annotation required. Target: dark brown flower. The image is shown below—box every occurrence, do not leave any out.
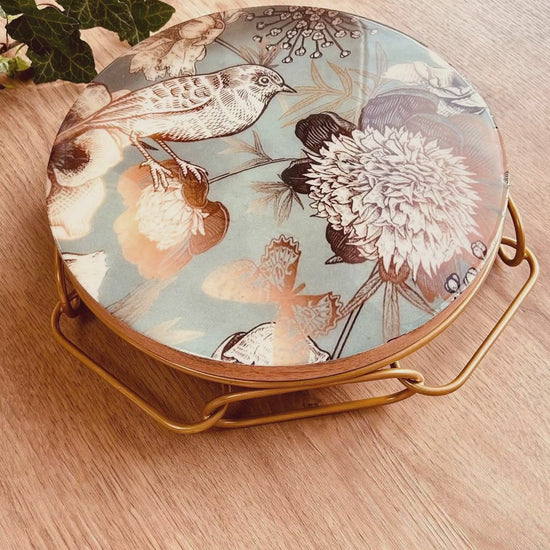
[282,88,504,302]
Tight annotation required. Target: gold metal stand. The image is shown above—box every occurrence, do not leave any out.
[51,197,539,433]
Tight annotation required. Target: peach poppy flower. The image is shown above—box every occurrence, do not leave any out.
[115,160,229,279]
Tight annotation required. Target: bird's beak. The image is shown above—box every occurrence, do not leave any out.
[281,84,297,93]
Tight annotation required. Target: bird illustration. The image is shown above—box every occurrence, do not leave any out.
[55,64,296,190]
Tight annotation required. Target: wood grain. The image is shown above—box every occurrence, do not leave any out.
[1,1,549,549]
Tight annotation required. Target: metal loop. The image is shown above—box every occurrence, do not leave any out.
[398,241,538,396]
[55,252,81,317]
[50,198,538,430]
[498,196,526,266]
[201,367,425,428]
[52,302,228,433]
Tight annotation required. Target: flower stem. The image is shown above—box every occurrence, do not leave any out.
[210,157,295,184]
[382,282,400,342]
[332,304,364,359]
[332,263,383,358]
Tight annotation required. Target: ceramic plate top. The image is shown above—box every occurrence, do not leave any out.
[47,5,508,375]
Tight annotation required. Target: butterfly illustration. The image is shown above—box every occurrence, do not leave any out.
[202,235,342,365]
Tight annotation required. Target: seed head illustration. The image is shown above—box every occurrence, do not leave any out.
[55,64,296,189]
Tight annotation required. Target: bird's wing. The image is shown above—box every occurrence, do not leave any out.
[91,77,214,124]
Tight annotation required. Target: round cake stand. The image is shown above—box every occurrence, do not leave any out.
[51,197,538,433]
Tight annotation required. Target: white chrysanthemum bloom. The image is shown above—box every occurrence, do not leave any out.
[136,183,208,250]
[307,126,480,278]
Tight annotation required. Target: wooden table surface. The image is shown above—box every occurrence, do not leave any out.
[1,1,549,548]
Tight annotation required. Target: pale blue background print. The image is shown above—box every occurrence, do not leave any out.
[52,6,506,363]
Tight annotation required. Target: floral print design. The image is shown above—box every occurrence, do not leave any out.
[124,10,243,80]
[115,160,229,279]
[47,83,128,240]
[384,50,486,114]
[281,88,501,342]
[283,89,500,302]
[48,7,507,366]
[245,6,364,63]
[307,125,479,278]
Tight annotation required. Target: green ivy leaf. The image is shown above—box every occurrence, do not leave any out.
[7,10,80,54]
[0,0,175,83]
[14,54,29,71]
[0,0,36,16]
[5,4,97,83]
[58,0,174,46]
[58,0,135,42]
[28,42,96,84]
[0,55,17,75]
[126,0,175,45]
[0,54,30,76]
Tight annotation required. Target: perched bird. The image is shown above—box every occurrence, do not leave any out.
[56,64,296,189]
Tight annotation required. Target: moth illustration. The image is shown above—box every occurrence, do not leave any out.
[203,235,341,365]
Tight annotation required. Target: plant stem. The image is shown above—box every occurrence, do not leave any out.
[332,263,383,358]
[332,304,364,359]
[1,41,23,55]
[210,157,295,184]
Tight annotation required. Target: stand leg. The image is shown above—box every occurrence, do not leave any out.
[51,302,228,434]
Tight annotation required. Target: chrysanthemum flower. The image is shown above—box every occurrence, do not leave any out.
[282,90,504,302]
[306,125,480,279]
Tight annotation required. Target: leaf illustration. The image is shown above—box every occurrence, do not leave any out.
[349,67,376,95]
[276,190,294,224]
[221,130,271,160]
[252,130,269,160]
[328,61,353,96]
[382,281,400,342]
[340,263,382,317]
[397,282,436,315]
[311,61,329,89]
[249,181,304,225]
[282,61,363,127]
[281,88,328,119]
[226,39,281,68]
